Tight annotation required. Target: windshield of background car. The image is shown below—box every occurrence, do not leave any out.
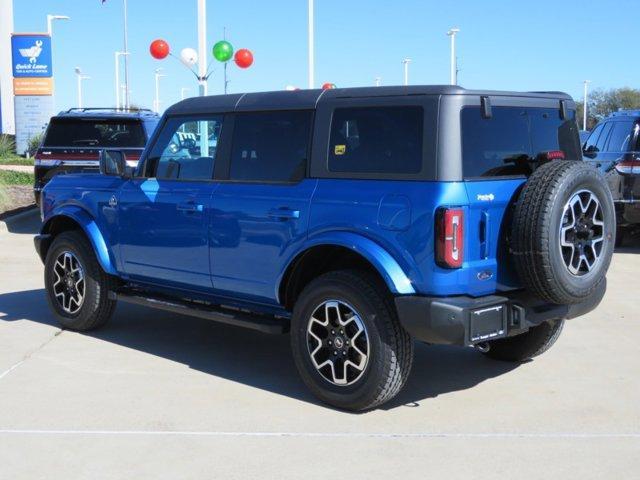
[461,106,581,178]
[43,118,146,148]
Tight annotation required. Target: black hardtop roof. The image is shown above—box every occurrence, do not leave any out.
[53,108,160,120]
[166,85,573,115]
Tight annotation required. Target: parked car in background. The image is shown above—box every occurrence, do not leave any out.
[582,110,640,245]
[35,87,615,411]
[33,108,159,205]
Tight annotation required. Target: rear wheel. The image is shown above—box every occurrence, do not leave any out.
[290,270,413,411]
[44,231,116,331]
[483,319,565,362]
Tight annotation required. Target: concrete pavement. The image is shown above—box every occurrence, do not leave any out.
[0,210,638,479]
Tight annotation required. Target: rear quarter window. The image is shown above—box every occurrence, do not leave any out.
[43,118,146,148]
[461,106,581,178]
[328,106,423,174]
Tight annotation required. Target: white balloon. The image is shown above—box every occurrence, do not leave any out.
[180,48,198,67]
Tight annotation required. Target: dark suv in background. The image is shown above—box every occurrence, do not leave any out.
[582,110,640,244]
[34,108,159,204]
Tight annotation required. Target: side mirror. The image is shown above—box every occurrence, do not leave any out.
[583,145,598,159]
[99,149,130,177]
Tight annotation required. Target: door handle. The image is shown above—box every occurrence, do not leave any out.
[268,207,300,220]
[177,202,203,213]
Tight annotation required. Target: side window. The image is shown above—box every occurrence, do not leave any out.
[595,122,613,152]
[604,121,634,153]
[229,110,312,183]
[584,123,604,151]
[146,116,223,181]
[328,106,423,174]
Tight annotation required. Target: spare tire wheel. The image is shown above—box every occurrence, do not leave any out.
[511,160,615,305]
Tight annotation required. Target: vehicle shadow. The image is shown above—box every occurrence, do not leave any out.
[0,288,519,412]
[1,209,40,235]
[615,228,640,253]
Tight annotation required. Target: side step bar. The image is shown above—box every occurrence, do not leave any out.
[111,290,289,334]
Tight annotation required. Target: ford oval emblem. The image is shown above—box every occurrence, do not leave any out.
[477,270,493,281]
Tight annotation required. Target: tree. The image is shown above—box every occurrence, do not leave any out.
[575,87,640,130]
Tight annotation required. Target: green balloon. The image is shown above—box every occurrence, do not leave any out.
[213,40,233,62]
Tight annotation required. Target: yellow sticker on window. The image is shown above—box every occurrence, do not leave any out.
[334,144,346,155]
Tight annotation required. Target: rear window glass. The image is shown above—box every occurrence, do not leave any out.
[461,106,581,178]
[43,118,146,148]
[328,106,423,174]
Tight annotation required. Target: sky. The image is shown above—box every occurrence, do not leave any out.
[11,0,639,113]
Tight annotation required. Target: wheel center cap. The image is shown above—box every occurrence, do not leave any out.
[334,337,344,349]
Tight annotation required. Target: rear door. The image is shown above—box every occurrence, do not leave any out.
[118,115,223,292]
[209,110,316,304]
[461,102,582,293]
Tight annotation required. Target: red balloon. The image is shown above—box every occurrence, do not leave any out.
[150,39,170,60]
[322,82,336,90]
[234,49,253,69]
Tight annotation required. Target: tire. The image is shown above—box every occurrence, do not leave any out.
[290,270,413,411]
[511,161,615,305]
[483,319,564,362]
[44,230,117,331]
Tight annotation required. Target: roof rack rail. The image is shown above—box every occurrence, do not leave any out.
[63,107,157,114]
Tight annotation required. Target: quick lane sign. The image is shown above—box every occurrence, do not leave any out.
[11,34,52,78]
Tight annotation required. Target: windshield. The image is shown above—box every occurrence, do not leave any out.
[43,118,146,148]
[461,106,581,178]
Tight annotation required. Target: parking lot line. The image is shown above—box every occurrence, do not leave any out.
[1,429,638,439]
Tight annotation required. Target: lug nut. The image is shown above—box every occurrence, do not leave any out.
[328,340,332,345]
[333,351,337,355]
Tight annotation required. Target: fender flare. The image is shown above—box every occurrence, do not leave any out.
[41,206,118,276]
[278,232,416,300]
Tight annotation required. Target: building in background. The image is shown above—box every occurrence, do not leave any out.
[0,0,15,134]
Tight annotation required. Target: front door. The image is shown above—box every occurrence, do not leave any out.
[118,115,224,292]
[210,110,316,304]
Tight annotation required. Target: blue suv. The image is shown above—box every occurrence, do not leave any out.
[34,87,615,410]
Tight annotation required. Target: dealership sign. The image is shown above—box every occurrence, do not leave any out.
[11,33,54,153]
[11,34,52,77]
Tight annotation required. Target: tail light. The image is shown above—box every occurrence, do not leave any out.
[436,207,464,268]
[615,159,640,174]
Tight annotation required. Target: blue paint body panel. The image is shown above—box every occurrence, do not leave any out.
[40,172,526,314]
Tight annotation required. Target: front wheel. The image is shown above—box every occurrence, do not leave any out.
[290,270,413,411]
[44,231,117,331]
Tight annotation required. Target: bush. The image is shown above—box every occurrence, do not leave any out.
[0,134,16,158]
[27,133,43,157]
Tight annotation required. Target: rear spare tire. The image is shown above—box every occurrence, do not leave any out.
[511,161,615,305]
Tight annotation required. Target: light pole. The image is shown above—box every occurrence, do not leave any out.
[308,0,315,88]
[583,80,591,130]
[114,51,128,110]
[447,28,460,85]
[375,76,381,87]
[122,0,130,109]
[197,0,208,96]
[402,58,411,86]
[74,67,90,108]
[47,14,69,35]
[154,68,165,113]
[181,88,190,100]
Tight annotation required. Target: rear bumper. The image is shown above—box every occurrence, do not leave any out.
[395,279,606,346]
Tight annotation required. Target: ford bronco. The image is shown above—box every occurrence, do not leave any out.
[34,86,615,411]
